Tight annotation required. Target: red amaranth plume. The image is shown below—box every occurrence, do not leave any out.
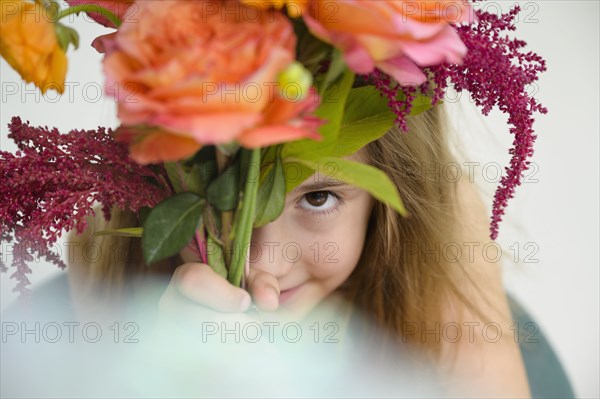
[372,5,547,240]
[370,69,427,132]
[0,117,171,295]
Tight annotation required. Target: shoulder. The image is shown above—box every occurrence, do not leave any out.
[2,274,75,322]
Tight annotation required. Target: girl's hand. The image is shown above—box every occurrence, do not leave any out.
[157,245,282,328]
[159,261,280,313]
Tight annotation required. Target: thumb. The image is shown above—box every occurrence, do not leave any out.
[246,268,280,311]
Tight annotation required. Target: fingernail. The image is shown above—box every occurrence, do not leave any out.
[240,294,251,312]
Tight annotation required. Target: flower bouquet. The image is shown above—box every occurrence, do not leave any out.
[0,0,546,294]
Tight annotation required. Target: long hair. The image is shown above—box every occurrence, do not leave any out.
[65,205,180,320]
[341,103,492,362]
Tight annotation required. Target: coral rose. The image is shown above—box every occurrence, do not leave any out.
[302,0,474,85]
[0,0,67,94]
[103,0,321,164]
[240,0,308,17]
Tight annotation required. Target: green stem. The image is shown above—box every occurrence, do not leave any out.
[214,148,232,267]
[221,211,232,267]
[228,148,261,287]
[56,5,122,28]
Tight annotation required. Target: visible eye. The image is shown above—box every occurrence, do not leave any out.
[297,191,342,215]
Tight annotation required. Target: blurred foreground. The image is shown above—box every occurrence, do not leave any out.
[2,276,445,398]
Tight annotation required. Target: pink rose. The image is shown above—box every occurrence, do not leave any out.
[103,0,321,164]
[303,0,474,85]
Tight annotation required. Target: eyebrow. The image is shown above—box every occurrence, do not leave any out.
[293,179,351,193]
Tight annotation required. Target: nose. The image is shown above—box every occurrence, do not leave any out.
[248,219,294,279]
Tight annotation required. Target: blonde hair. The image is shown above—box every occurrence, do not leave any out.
[67,103,491,359]
[341,103,493,362]
[67,207,173,318]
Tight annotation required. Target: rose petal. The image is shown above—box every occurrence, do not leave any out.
[91,32,117,54]
[401,26,468,66]
[377,56,427,86]
[152,113,261,145]
[128,130,202,165]
[238,125,322,148]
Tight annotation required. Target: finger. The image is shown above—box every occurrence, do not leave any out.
[246,269,280,311]
[172,262,252,313]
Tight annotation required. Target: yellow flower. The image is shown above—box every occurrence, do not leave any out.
[0,0,67,94]
[240,0,308,17]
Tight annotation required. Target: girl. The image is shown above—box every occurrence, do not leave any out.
[0,1,561,396]
[66,103,531,397]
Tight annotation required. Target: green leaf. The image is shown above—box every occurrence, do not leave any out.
[254,152,286,227]
[142,193,205,265]
[186,147,218,195]
[291,157,407,216]
[409,93,433,116]
[207,163,239,211]
[341,86,394,126]
[204,204,222,244]
[93,227,143,238]
[206,233,227,279]
[54,22,79,52]
[281,67,355,160]
[283,160,316,193]
[315,49,346,97]
[281,82,393,192]
[164,162,185,193]
[164,161,208,196]
[182,163,206,196]
[258,145,279,183]
[293,19,332,75]
[333,86,396,157]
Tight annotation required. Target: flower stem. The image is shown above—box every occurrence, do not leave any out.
[228,148,260,287]
[56,5,122,28]
[221,211,232,266]
[215,148,232,267]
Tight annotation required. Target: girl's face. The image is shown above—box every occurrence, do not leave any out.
[249,155,374,318]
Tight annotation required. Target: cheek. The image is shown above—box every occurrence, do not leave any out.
[299,215,368,285]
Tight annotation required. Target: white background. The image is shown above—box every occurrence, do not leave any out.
[1,2,598,397]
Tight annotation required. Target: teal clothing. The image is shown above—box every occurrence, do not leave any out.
[507,294,576,398]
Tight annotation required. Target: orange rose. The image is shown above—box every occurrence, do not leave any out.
[0,0,67,94]
[104,0,321,164]
[240,0,307,17]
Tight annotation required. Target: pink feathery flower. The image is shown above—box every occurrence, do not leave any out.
[439,6,547,239]
[371,5,547,240]
[369,69,427,131]
[0,117,171,295]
